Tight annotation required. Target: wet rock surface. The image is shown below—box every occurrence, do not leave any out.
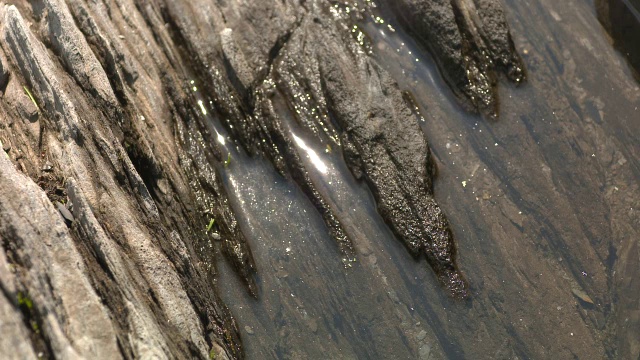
[596,0,640,81]
[380,0,526,116]
[160,0,470,294]
[0,0,638,359]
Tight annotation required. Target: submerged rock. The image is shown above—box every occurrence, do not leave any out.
[271,12,468,296]
[381,0,526,117]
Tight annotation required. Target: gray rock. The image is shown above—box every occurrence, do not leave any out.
[38,0,119,109]
[54,201,74,222]
[0,142,120,359]
[0,2,244,357]
[0,242,38,360]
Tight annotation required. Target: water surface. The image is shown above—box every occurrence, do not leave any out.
[214,0,640,358]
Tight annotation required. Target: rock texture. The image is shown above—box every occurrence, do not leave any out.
[140,0,482,296]
[0,0,245,357]
[0,0,637,359]
[382,0,526,116]
[596,0,640,81]
[0,0,489,356]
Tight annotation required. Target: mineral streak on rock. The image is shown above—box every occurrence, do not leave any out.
[379,0,526,117]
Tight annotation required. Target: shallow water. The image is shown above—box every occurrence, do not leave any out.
[216,103,450,359]
[212,0,639,358]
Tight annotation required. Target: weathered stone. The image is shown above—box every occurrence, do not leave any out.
[382,0,525,116]
[0,144,120,359]
[0,0,635,358]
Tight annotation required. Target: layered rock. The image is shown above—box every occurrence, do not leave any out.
[0,0,531,357]
[382,0,526,116]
